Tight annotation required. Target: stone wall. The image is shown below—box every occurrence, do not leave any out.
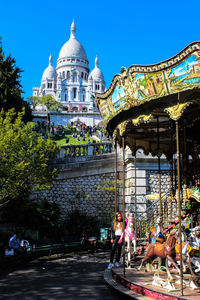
[117,147,171,221]
[32,111,102,127]
[32,154,118,223]
[31,148,172,225]
[147,170,170,194]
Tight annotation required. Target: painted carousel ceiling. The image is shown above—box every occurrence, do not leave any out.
[96,42,200,136]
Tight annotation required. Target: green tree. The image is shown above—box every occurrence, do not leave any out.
[0,109,59,208]
[28,95,63,136]
[0,38,31,121]
[2,198,61,239]
[97,179,121,193]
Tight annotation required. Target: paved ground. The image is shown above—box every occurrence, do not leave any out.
[0,251,129,300]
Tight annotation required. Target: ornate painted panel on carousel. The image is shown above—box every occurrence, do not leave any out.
[96,42,200,132]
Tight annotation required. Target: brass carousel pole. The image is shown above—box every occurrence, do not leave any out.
[134,155,137,237]
[115,139,118,214]
[170,121,174,219]
[176,120,183,296]
[174,150,178,214]
[169,160,173,219]
[122,137,126,277]
[183,120,187,186]
[157,116,162,218]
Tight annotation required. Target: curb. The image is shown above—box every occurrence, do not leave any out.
[104,269,152,299]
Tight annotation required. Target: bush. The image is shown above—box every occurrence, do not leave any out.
[1,198,61,240]
[63,210,100,238]
[0,231,11,254]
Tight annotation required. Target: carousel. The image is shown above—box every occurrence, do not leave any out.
[96,42,200,298]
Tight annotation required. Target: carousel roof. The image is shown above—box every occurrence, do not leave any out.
[95,42,200,167]
[95,41,200,138]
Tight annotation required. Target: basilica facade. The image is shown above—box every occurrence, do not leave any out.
[32,21,105,126]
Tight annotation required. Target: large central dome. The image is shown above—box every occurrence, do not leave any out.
[58,21,87,60]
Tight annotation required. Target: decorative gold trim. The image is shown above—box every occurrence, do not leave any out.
[128,42,200,74]
[132,114,153,126]
[113,129,117,142]
[187,187,200,202]
[118,121,129,136]
[96,42,200,101]
[164,103,191,121]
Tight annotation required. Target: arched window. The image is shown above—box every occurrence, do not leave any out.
[62,71,65,78]
[73,88,77,99]
[82,107,88,112]
[73,73,77,82]
[73,107,78,112]
[82,89,86,102]
[47,83,52,89]
[64,89,68,101]
[67,71,70,79]
[81,72,84,79]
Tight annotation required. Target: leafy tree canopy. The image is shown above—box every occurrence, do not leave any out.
[28,95,63,112]
[0,38,32,121]
[2,198,61,238]
[28,95,63,136]
[0,109,60,208]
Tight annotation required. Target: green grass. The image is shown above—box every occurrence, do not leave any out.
[53,135,94,146]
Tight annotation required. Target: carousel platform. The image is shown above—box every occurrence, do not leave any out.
[104,265,200,300]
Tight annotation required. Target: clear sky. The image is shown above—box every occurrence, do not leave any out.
[0,0,199,100]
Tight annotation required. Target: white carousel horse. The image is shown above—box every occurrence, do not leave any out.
[175,226,200,273]
[169,226,200,290]
[185,226,200,273]
[118,215,137,267]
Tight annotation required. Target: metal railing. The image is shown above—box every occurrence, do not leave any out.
[57,142,113,158]
[135,192,177,242]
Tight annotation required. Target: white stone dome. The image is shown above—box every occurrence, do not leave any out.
[89,56,104,81]
[42,54,57,80]
[58,21,87,60]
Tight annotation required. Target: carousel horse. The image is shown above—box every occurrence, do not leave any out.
[149,216,165,244]
[175,226,200,274]
[118,215,137,267]
[166,226,200,290]
[138,230,180,275]
[138,231,181,291]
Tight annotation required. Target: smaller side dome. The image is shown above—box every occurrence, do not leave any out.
[89,56,104,81]
[42,54,57,80]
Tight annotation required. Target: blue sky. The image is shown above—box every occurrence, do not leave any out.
[0,0,199,100]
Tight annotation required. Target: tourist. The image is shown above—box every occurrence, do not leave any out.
[9,232,28,261]
[107,212,123,269]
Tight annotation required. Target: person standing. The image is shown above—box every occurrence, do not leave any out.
[107,212,123,269]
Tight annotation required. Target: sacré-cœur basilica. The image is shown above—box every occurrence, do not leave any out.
[32,20,105,127]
